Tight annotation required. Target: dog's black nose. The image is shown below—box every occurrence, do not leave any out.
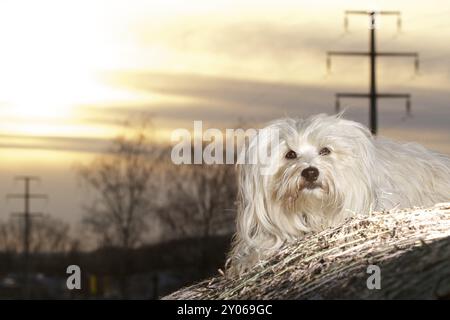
[301,167,319,182]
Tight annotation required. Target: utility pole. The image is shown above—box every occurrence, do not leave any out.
[327,10,419,135]
[7,176,47,299]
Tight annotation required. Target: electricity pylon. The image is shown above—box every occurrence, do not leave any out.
[7,176,47,299]
[327,10,419,134]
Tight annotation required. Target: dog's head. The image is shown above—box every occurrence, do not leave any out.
[236,114,376,249]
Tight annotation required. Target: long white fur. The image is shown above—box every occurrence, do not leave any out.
[228,113,450,274]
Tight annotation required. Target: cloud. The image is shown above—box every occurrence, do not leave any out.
[0,134,109,154]
[107,71,330,112]
[107,70,450,125]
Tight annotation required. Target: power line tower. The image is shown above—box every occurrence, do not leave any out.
[6,176,47,299]
[327,10,420,135]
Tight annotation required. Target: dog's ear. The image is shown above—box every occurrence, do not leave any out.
[235,124,284,248]
[331,117,378,213]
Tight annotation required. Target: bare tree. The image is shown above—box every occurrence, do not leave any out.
[77,120,162,297]
[156,156,237,276]
[30,216,72,253]
[0,216,72,254]
[160,163,237,239]
[0,219,21,254]
[157,123,249,242]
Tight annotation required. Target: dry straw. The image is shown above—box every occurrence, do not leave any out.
[165,202,450,300]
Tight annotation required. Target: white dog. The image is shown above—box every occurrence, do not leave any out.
[228,113,450,274]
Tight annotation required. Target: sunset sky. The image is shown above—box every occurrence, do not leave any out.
[1,0,449,224]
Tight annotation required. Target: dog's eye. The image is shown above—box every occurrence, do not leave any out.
[285,150,297,159]
[319,147,331,156]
